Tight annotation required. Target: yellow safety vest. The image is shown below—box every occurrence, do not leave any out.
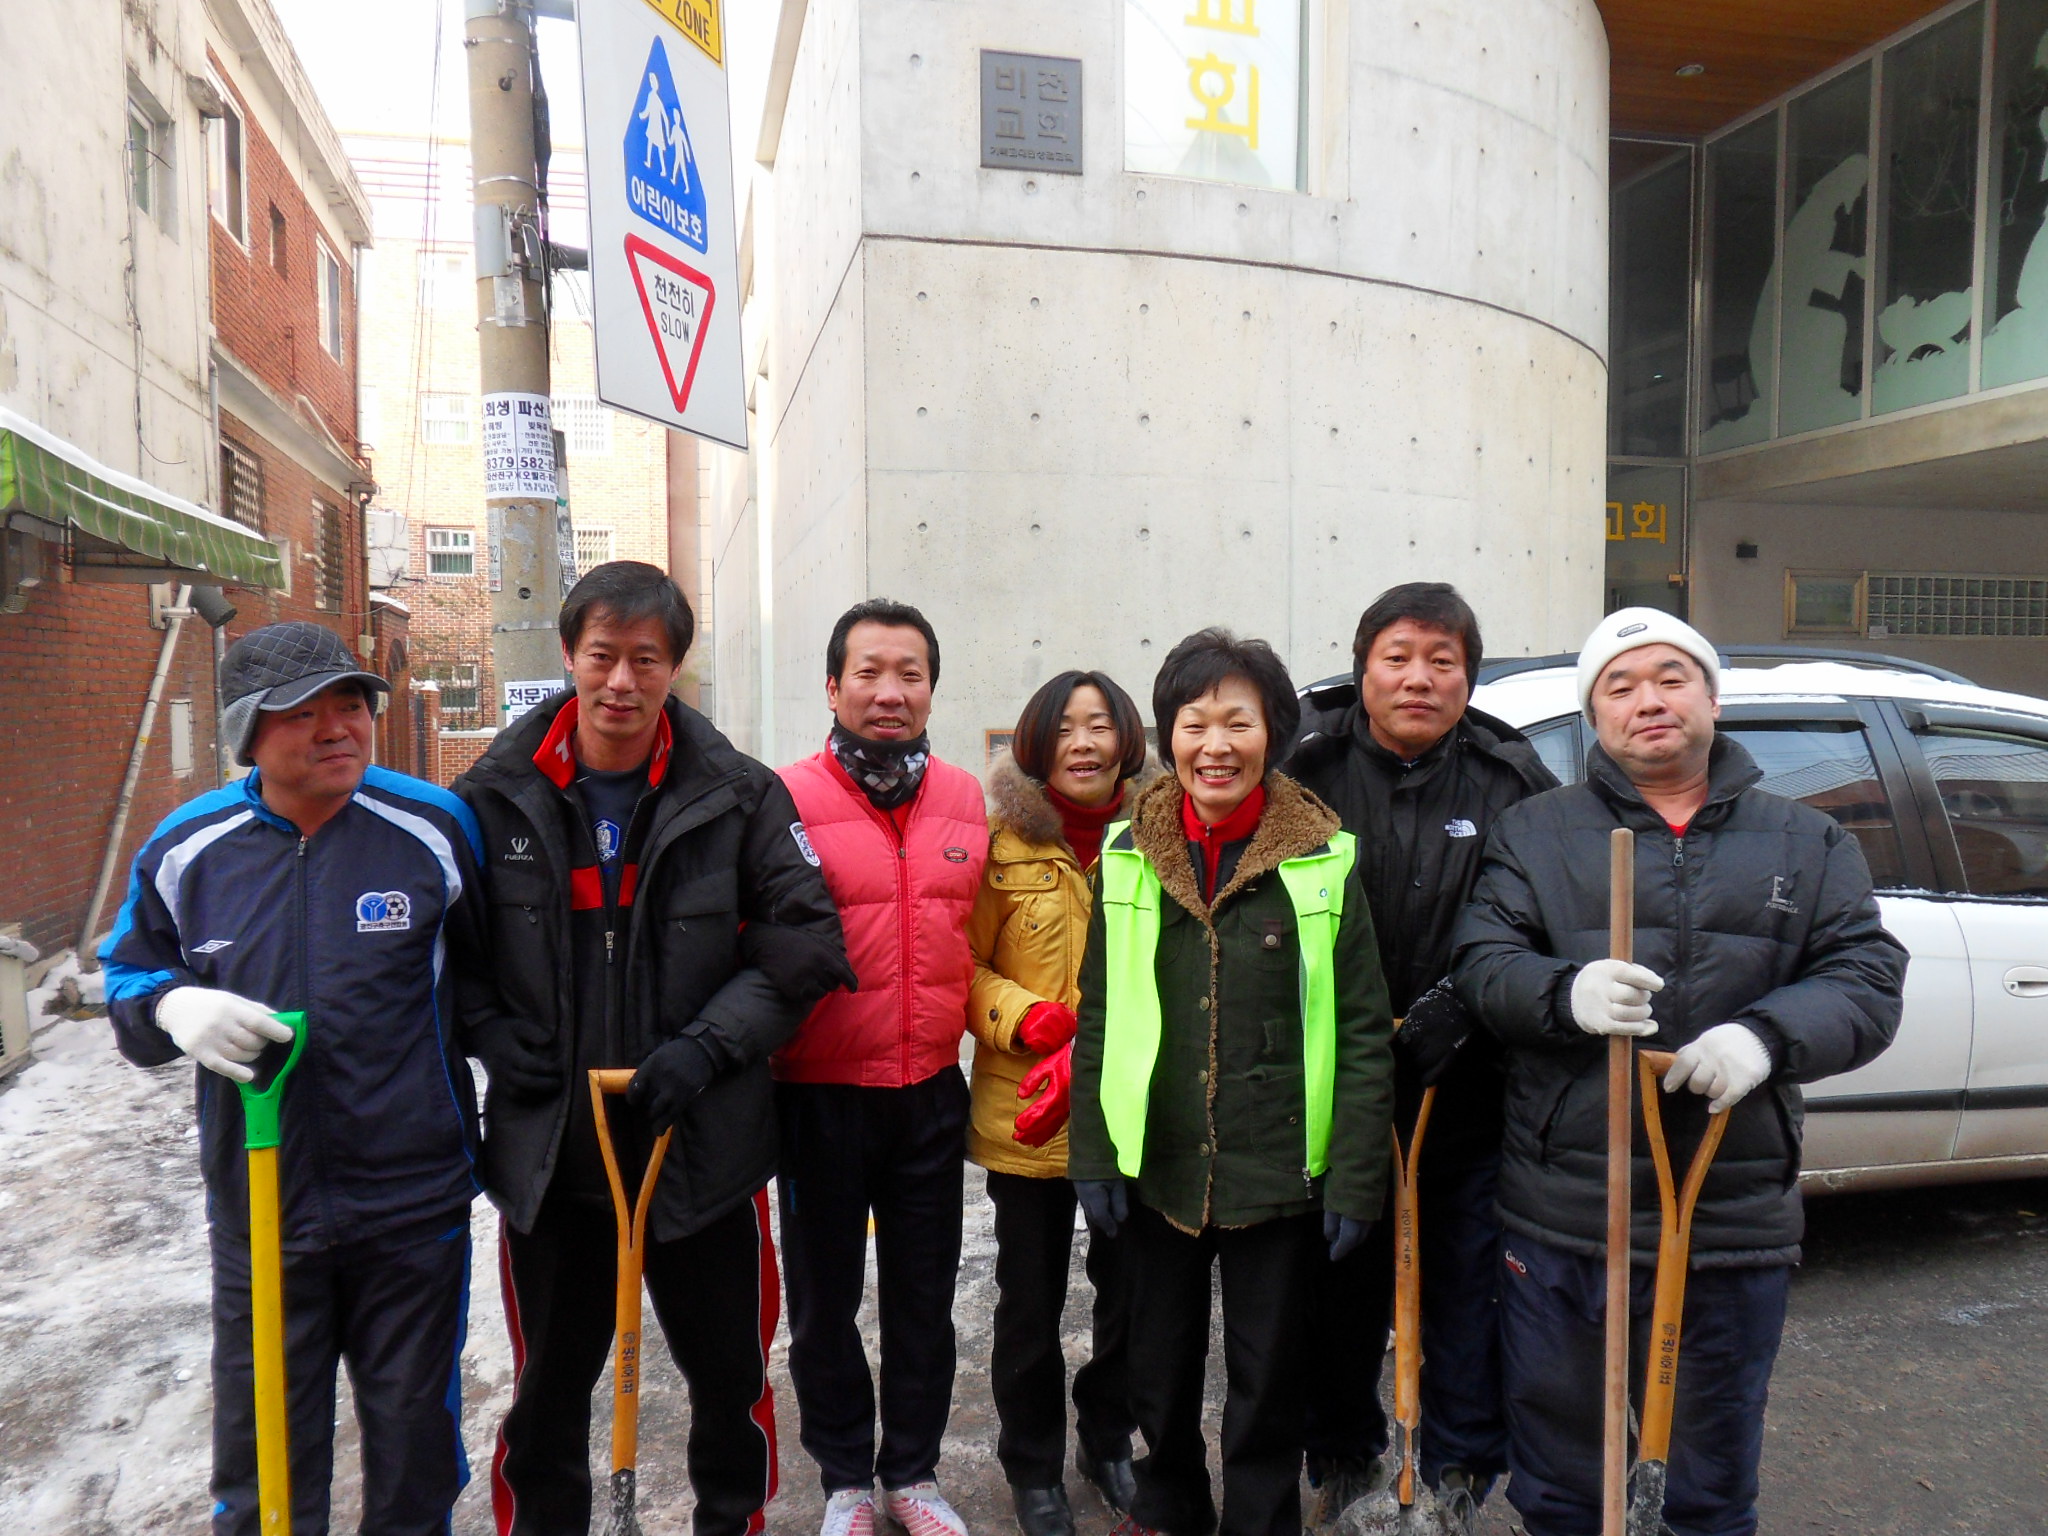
[1094,826,1355,1178]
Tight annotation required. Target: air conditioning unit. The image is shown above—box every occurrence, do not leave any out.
[366,508,410,589]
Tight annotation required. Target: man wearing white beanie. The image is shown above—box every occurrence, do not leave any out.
[1449,608,1906,1536]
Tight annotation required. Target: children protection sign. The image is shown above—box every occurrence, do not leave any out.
[579,0,745,450]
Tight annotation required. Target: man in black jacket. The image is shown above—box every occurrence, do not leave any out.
[1451,608,1905,1536]
[455,562,853,1536]
[1288,584,1554,1535]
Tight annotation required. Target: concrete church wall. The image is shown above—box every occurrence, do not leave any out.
[726,0,1612,768]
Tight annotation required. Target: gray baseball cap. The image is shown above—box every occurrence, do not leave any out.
[220,621,389,766]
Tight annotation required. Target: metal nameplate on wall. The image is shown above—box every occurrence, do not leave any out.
[980,52,1082,173]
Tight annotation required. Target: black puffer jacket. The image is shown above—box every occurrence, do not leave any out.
[456,693,853,1242]
[1451,737,1906,1266]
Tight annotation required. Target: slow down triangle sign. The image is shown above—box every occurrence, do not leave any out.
[625,234,717,412]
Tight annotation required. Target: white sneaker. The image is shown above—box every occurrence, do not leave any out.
[883,1481,969,1536]
[823,1486,879,1536]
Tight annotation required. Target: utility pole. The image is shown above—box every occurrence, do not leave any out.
[465,0,562,711]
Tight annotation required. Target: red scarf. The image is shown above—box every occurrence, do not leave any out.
[1181,782,1267,897]
[1046,784,1125,871]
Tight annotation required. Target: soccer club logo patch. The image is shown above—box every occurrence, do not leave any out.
[594,819,624,865]
[355,890,413,933]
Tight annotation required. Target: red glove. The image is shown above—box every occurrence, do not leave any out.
[1017,1000,1078,1056]
[1012,1042,1073,1147]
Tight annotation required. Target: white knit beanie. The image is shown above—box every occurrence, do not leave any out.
[1575,608,1720,717]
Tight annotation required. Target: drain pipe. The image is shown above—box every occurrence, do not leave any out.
[77,584,191,970]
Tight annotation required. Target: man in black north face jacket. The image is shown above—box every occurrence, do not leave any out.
[1451,608,1904,1536]
[1287,583,1554,1534]
[455,562,852,1536]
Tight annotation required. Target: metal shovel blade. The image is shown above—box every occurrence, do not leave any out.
[1336,1482,1436,1536]
[1625,1459,1669,1536]
[601,1467,644,1536]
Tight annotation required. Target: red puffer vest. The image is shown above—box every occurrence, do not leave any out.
[773,746,990,1087]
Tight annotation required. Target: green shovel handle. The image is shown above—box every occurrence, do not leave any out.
[237,1011,306,1152]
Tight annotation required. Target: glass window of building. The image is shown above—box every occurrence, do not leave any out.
[1874,5,1984,415]
[1604,463,1687,617]
[1780,64,1872,435]
[1700,115,1779,451]
[1610,145,1692,457]
[1985,0,2048,388]
[1124,0,1303,190]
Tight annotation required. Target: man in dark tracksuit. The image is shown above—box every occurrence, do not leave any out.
[455,562,852,1536]
[1287,584,1554,1535]
[104,622,486,1536]
[1451,608,1905,1536]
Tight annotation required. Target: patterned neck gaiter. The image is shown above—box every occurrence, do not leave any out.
[830,722,932,810]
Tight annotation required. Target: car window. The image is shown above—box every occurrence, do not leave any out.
[1719,722,1908,890]
[1920,728,2048,898]
[1525,716,1584,786]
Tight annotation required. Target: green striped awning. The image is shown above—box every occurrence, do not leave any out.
[0,408,285,589]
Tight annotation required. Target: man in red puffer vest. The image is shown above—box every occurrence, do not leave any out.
[775,599,991,1536]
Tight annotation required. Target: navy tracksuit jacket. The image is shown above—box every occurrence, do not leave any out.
[103,766,488,1536]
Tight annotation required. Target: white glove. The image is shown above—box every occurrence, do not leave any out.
[1663,1023,1772,1114]
[1569,959,1665,1037]
[156,988,296,1083]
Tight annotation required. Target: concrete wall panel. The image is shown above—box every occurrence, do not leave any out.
[859,239,1603,766]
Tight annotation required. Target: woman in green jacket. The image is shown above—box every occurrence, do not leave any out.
[1068,629,1395,1536]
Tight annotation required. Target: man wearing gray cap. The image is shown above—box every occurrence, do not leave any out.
[1450,608,1906,1536]
[103,620,491,1536]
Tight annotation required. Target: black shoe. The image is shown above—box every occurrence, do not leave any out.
[1011,1484,1075,1536]
[1431,1467,1493,1536]
[1304,1455,1390,1536]
[1075,1447,1138,1514]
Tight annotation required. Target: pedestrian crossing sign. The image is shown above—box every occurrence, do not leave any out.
[624,37,708,254]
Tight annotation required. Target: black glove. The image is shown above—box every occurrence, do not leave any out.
[628,1034,722,1134]
[1073,1178,1130,1238]
[1324,1210,1372,1263]
[1395,978,1474,1088]
[476,1017,560,1103]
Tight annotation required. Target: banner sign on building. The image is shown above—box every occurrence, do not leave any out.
[482,392,557,498]
[579,0,746,450]
[1124,0,1302,190]
[504,678,564,723]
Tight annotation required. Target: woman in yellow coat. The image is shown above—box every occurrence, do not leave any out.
[968,670,1161,1536]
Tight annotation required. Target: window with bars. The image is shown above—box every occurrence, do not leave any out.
[574,526,615,574]
[219,438,265,530]
[426,661,481,712]
[426,526,475,578]
[551,395,612,457]
[421,393,473,445]
[1868,575,2048,638]
[313,498,345,611]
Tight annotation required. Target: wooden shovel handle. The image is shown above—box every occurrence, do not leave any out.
[1603,829,1634,1536]
[589,1068,674,1477]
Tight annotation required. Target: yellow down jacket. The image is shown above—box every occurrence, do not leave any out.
[966,751,1164,1176]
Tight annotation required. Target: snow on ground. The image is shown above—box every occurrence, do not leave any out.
[0,984,1022,1536]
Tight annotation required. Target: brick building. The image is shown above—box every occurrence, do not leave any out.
[0,0,375,962]
[350,131,712,779]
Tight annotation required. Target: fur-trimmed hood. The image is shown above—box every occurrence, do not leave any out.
[1121,770,1343,921]
[985,749,1168,858]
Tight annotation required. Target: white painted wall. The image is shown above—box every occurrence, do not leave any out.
[722,0,1610,768]
[0,0,216,503]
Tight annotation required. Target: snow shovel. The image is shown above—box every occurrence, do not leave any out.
[1348,1082,1442,1536]
[1624,1049,1732,1536]
[1603,829,1635,1536]
[239,1009,307,1536]
[590,1068,675,1536]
